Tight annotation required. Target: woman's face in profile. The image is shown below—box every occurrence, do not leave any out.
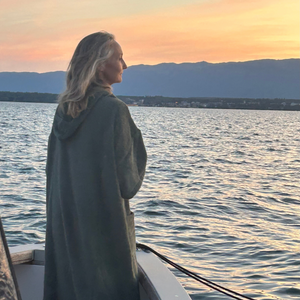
[101,41,127,85]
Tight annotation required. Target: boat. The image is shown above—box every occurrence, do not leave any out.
[9,244,191,300]
[1,218,191,300]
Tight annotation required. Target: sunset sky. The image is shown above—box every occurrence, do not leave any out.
[0,0,299,72]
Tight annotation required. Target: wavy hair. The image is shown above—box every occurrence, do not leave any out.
[58,31,115,118]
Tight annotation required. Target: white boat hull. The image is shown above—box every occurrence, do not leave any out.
[9,244,191,300]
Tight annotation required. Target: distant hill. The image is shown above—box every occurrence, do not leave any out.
[0,71,66,94]
[0,59,299,99]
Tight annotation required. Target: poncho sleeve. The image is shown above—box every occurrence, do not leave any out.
[114,102,147,199]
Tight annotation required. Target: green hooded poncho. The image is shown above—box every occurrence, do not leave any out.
[43,89,147,300]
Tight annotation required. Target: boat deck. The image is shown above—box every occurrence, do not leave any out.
[10,244,191,300]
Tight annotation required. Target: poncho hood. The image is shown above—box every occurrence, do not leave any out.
[53,89,109,140]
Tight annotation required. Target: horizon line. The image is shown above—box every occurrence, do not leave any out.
[0,58,299,74]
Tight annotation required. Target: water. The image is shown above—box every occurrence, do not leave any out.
[0,101,299,299]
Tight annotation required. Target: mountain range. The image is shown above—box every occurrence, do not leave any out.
[0,59,299,99]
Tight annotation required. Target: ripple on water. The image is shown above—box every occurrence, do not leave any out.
[1,104,300,300]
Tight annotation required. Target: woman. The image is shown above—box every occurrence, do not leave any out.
[44,31,147,300]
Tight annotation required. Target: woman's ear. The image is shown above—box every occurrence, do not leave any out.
[97,65,105,81]
[98,65,104,72]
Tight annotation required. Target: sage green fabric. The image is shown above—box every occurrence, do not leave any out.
[43,89,147,300]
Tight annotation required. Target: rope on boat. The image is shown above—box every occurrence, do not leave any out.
[136,243,255,300]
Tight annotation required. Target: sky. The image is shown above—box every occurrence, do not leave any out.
[0,0,299,72]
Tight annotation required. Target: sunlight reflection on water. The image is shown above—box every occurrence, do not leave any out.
[0,102,299,300]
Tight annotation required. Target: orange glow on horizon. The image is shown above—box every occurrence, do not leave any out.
[0,0,299,72]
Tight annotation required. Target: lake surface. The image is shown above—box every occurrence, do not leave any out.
[0,101,299,300]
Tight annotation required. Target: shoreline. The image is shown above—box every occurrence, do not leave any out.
[1,91,300,111]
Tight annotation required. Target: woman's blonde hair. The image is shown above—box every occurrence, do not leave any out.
[58,31,115,118]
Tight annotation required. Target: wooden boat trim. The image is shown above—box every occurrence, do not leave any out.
[11,250,34,265]
[9,244,44,265]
